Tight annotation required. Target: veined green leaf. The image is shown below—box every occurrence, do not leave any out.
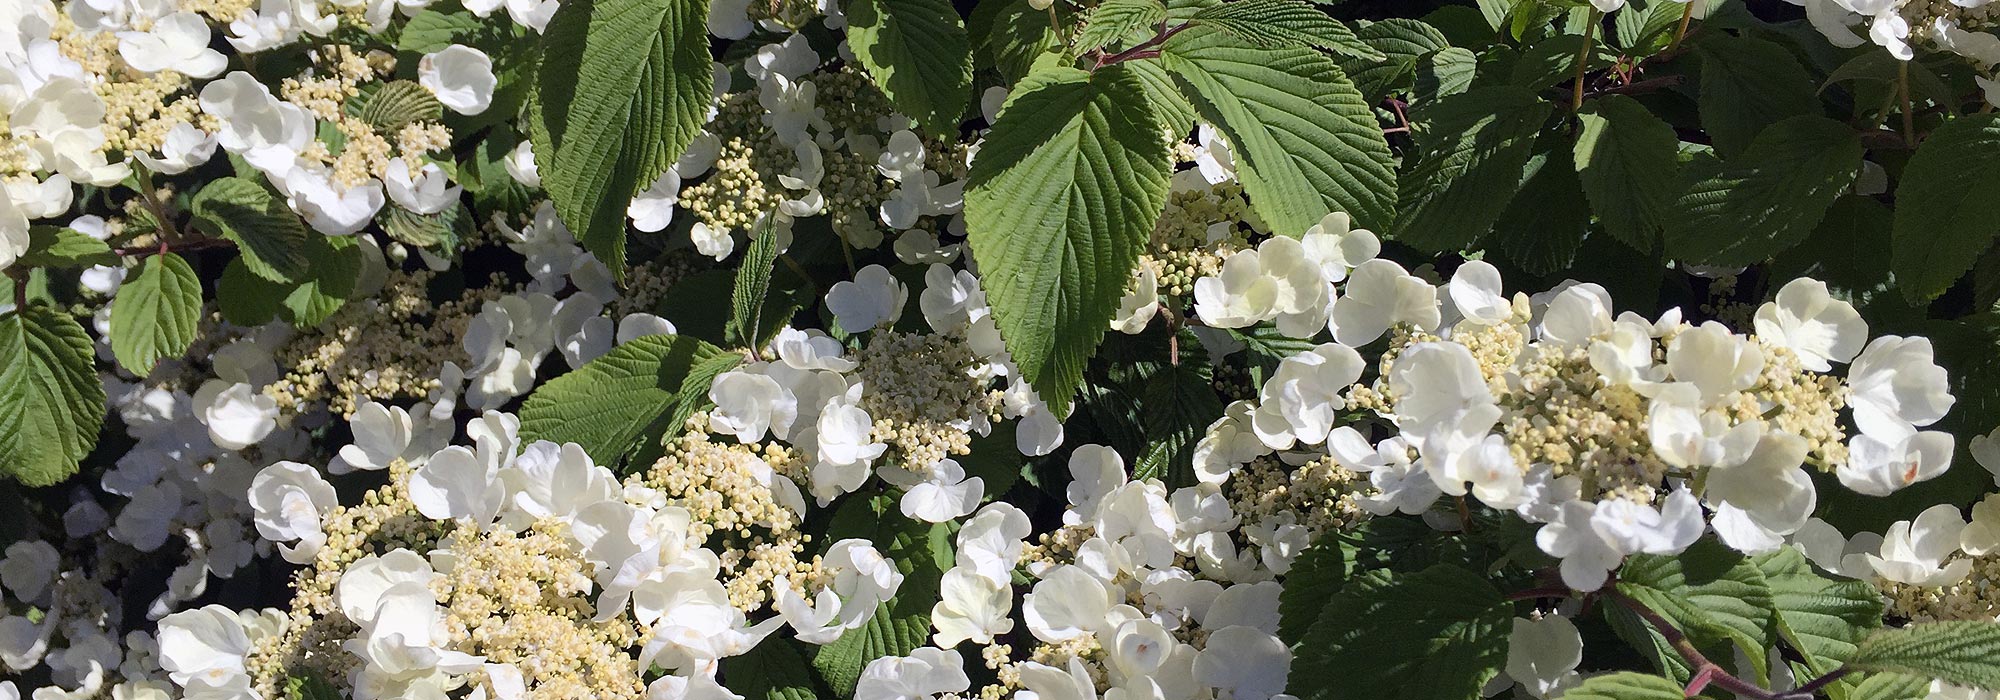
[1559,672,1686,700]
[1692,32,1820,157]
[352,80,445,131]
[1848,621,2000,691]
[1337,18,1449,103]
[964,65,1170,414]
[533,0,714,278]
[0,303,105,486]
[518,334,733,468]
[109,252,203,375]
[1616,539,1779,685]
[1574,94,1680,252]
[1892,114,2000,303]
[18,226,116,269]
[191,177,310,283]
[1189,0,1382,60]
[848,0,974,135]
[1663,115,1861,266]
[1293,564,1513,700]
[1391,85,1549,252]
[726,214,783,349]
[1077,0,1168,54]
[281,235,364,327]
[1492,137,1589,275]
[1164,27,1397,234]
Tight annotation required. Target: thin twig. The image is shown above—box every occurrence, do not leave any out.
[1899,60,1917,148]
[1099,22,1192,68]
[1669,1,1696,52]
[1572,9,1603,111]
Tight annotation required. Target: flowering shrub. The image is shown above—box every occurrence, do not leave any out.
[9,0,2000,698]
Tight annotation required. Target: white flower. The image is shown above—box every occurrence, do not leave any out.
[335,402,415,473]
[157,606,250,690]
[336,550,440,628]
[117,12,226,78]
[778,539,903,644]
[920,264,986,333]
[111,481,181,552]
[747,34,819,83]
[1537,283,1614,345]
[1250,342,1364,449]
[1193,248,1278,328]
[1705,434,1817,553]
[199,72,313,176]
[827,265,908,331]
[348,582,485,681]
[1505,616,1582,699]
[1867,504,1973,586]
[419,45,496,114]
[1961,494,2000,557]
[881,458,983,523]
[1387,342,1494,435]
[628,169,682,233]
[504,441,619,522]
[194,380,278,451]
[1193,124,1235,184]
[1839,430,1956,497]
[0,197,26,273]
[1648,384,1762,469]
[709,371,796,443]
[408,445,505,524]
[1023,565,1116,642]
[893,229,960,265]
[1299,211,1379,282]
[504,140,540,187]
[773,328,855,372]
[280,166,385,236]
[133,123,218,175]
[1331,258,1439,346]
[931,567,1013,647]
[1536,491,1701,591]
[248,462,338,564]
[1017,658,1098,700]
[1753,278,1866,371]
[707,0,753,38]
[1790,518,1881,580]
[0,542,57,602]
[1447,260,1511,326]
[1191,626,1290,700]
[383,157,461,215]
[1666,321,1764,402]
[1110,265,1159,334]
[855,648,970,700]
[1848,335,1955,440]
[957,502,1032,583]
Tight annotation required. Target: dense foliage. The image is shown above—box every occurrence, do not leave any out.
[5,0,2000,698]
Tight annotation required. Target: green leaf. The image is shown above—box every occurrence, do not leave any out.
[109,252,203,375]
[813,496,951,696]
[1163,27,1398,233]
[1508,34,1610,91]
[847,0,973,135]
[281,235,364,327]
[1559,672,1686,700]
[1292,564,1513,700]
[396,10,485,54]
[1491,138,1589,275]
[726,215,783,349]
[964,65,1170,414]
[1693,32,1820,157]
[1758,548,1883,682]
[1892,114,2000,303]
[662,350,746,442]
[0,303,105,487]
[354,80,444,131]
[284,672,342,700]
[1663,115,1861,266]
[1277,536,1347,645]
[1847,622,2000,691]
[518,335,733,466]
[379,202,473,249]
[1614,0,1689,53]
[969,0,1058,83]
[1076,0,1167,54]
[1573,94,1680,252]
[1413,47,1477,103]
[1126,59,1199,137]
[1131,351,1221,487]
[533,0,713,278]
[1848,673,1933,700]
[1616,539,1779,684]
[191,177,310,283]
[722,638,820,700]
[1391,86,1549,252]
[217,259,285,327]
[1188,0,1383,60]
[18,226,116,269]
[1336,18,1449,104]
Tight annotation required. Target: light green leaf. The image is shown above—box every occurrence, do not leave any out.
[1414,47,1477,103]
[1892,114,2000,303]
[109,252,203,375]
[1164,27,1398,233]
[1692,32,1820,157]
[1848,622,2000,691]
[1077,0,1167,54]
[518,335,733,467]
[1616,539,1779,684]
[379,202,472,249]
[1663,115,1861,266]
[847,0,973,135]
[18,226,116,269]
[353,80,444,131]
[1508,33,1611,91]
[1293,564,1513,700]
[191,177,310,283]
[1189,0,1383,60]
[964,65,1170,414]
[1847,673,1933,700]
[1759,548,1884,682]
[1391,85,1549,252]
[533,0,713,278]
[1558,672,1686,700]
[1125,59,1199,137]
[726,214,782,349]
[281,235,364,328]
[1614,0,1691,53]
[1337,18,1449,103]
[1574,94,1680,252]
[0,304,104,486]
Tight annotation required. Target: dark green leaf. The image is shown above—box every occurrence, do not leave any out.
[1573,94,1680,252]
[191,177,310,283]
[1663,115,1861,266]
[1892,114,2000,303]
[18,226,115,269]
[1391,86,1550,252]
[1293,564,1513,700]
[1848,622,2000,691]
[1693,33,1820,157]
[848,0,974,134]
